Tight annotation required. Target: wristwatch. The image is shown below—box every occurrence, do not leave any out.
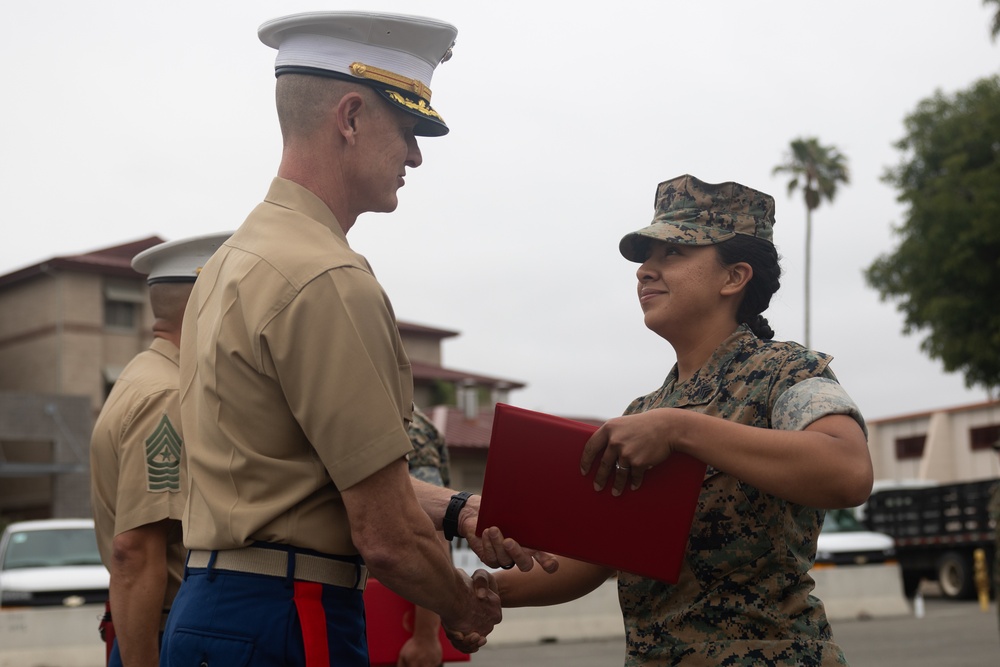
[443,491,473,541]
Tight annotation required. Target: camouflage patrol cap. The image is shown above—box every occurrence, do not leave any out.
[619,174,775,262]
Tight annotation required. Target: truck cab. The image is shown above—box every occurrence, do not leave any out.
[0,518,109,609]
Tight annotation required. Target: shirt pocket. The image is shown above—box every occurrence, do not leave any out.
[684,470,774,588]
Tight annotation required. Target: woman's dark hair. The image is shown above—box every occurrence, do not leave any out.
[715,235,781,340]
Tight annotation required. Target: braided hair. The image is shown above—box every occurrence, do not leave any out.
[715,235,781,340]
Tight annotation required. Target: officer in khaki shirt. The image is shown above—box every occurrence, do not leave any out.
[162,12,555,667]
[90,232,229,667]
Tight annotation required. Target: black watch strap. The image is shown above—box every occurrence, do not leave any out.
[443,491,473,541]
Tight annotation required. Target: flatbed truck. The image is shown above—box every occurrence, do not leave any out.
[862,478,997,599]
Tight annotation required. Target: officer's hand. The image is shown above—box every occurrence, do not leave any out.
[460,497,559,573]
[441,568,501,652]
[443,626,485,655]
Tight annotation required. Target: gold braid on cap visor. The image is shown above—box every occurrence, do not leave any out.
[384,91,443,121]
[350,62,432,103]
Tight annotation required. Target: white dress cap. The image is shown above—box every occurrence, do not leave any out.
[131,232,232,285]
[258,11,457,136]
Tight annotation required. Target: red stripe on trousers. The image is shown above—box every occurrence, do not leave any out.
[293,581,330,667]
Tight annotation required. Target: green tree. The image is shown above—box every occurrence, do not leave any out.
[772,137,850,348]
[865,75,1000,392]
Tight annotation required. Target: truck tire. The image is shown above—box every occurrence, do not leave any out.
[937,551,975,600]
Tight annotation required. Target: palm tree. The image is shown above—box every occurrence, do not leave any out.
[772,137,849,348]
[986,0,1000,40]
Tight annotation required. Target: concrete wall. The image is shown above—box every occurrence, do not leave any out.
[489,579,624,646]
[0,605,105,667]
[453,544,911,646]
[0,392,93,521]
[474,565,910,647]
[812,563,911,621]
[0,566,909,663]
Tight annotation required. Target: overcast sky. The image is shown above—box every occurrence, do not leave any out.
[2,1,998,422]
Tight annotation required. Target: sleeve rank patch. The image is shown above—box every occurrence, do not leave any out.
[145,414,182,492]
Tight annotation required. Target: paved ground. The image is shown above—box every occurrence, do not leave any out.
[467,596,998,666]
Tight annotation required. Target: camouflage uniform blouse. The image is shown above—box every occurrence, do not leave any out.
[619,326,864,666]
[407,405,451,488]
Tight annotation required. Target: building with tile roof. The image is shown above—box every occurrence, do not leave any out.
[0,237,539,519]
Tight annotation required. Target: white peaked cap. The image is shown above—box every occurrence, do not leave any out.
[258,11,457,136]
[131,232,232,285]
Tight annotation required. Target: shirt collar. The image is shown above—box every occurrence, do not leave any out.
[663,325,757,407]
[150,337,180,367]
[264,177,347,242]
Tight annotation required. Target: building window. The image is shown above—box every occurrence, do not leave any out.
[895,434,926,460]
[970,424,1000,451]
[103,281,143,330]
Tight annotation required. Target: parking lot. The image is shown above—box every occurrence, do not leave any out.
[0,589,995,666]
[468,594,998,667]
[835,596,996,667]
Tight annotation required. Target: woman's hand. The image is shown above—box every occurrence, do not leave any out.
[580,409,677,496]
[586,407,872,508]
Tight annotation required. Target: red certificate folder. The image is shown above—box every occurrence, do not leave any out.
[364,579,470,665]
[476,403,706,583]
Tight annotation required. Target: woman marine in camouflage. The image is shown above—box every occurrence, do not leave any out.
[494,175,872,666]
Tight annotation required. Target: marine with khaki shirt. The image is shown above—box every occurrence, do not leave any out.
[90,232,229,667]
[161,12,555,667]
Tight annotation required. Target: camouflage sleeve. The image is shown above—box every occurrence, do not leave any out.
[408,464,444,487]
[772,376,867,437]
[437,434,451,489]
[406,405,450,487]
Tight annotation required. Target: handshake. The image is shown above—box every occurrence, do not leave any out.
[438,525,559,654]
[439,566,502,653]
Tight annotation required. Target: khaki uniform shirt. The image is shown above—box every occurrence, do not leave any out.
[90,337,186,619]
[180,177,414,554]
[618,326,865,666]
